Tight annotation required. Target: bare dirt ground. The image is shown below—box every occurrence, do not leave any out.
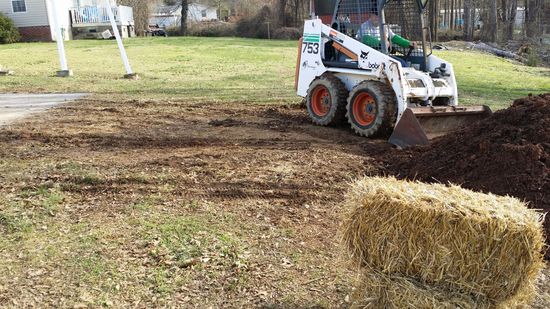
[0,98,548,308]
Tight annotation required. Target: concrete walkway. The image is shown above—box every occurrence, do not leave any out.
[0,93,87,126]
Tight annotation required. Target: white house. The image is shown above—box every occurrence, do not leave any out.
[0,0,67,41]
[150,3,218,29]
[69,0,135,39]
[0,0,133,41]
[188,3,217,22]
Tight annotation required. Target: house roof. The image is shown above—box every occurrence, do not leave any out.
[154,4,181,15]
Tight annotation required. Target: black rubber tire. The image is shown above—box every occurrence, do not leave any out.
[305,73,348,126]
[346,80,397,137]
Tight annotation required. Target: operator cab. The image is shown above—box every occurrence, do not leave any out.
[322,0,431,72]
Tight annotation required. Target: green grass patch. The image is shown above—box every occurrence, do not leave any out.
[0,37,298,104]
[435,50,550,109]
[134,213,245,267]
[1,38,546,109]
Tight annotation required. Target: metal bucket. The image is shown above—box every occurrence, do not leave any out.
[388,105,493,148]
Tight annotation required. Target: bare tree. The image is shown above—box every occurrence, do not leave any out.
[463,0,474,40]
[181,0,188,35]
[276,0,308,27]
[119,0,155,36]
[502,0,518,40]
[480,0,498,42]
[428,0,439,41]
[449,0,456,31]
[525,0,542,38]
[277,0,288,27]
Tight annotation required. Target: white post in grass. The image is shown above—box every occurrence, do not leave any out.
[103,0,138,79]
[49,0,72,77]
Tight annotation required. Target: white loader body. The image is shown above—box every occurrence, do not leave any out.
[296,19,459,123]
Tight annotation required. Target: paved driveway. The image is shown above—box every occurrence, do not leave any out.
[0,93,87,126]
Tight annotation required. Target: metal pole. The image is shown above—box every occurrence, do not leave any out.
[332,0,342,26]
[418,1,429,72]
[103,0,136,78]
[49,0,72,77]
[378,0,389,54]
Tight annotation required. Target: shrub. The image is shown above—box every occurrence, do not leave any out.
[273,27,301,40]
[235,5,274,39]
[436,29,463,42]
[165,26,181,37]
[165,22,236,37]
[526,49,540,67]
[188,22,236,37]
[0,13,20,44]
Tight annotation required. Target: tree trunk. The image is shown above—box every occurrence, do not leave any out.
[429,0,439,41]
[444,0,448,29]
[180,0,188,35]
[506,0,517,40]
[294,0,299,27]
[469,41,524,61]
[450,0,455,31]
[525,0,542,37]
[118,0,150,37]
[472,0,477,33]
[464,0,473,40]
[482,0,498,41]
[278,0,288,27]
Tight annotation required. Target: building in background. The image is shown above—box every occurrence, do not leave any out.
[149,2,218,29]
[69,0,135,39]
[0,0,134,41]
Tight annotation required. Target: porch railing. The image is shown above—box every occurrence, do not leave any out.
[70,5,134,26]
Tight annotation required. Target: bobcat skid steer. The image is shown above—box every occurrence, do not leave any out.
[295,0,491,148]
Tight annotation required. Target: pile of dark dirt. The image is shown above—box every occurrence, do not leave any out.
[384,94,550,256]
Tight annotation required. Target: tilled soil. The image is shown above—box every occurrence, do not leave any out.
[0,97,548,307]
[384,94,550,257]
[0,98,390,307]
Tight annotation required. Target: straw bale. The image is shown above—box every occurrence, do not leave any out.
[341,177,545,303]
[351,269,493,309]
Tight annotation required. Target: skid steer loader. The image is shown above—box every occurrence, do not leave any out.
[295,0,491,148]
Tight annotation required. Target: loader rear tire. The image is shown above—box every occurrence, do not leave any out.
[306,74,348,126]
[346,81,397,137]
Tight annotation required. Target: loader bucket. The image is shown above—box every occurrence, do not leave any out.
[389,105,492,149]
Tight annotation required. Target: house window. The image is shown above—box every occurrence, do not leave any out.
[201,9,207,18]
[12,0,27,13]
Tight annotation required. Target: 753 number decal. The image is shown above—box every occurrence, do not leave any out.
[302,42,320,54]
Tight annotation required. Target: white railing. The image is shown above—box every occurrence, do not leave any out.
[70,6,134,26]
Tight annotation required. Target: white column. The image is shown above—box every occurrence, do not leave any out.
[103,0,134,76]
[49,0,71,75]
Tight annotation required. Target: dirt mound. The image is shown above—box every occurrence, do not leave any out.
[385,94,550,256]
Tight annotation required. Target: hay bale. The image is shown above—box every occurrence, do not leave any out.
[351,269,493,309]
[341,177,545,303]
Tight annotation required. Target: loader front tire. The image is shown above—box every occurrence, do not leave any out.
[346,81,397,137]
[306,74,348,126]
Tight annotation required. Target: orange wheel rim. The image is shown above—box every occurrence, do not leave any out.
[311,86,331,117]
[353,92,377,127]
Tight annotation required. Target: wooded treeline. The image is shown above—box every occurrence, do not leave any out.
[128,0,549,43]
[428,0,549,42]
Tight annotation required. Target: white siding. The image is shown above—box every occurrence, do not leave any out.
[188,4,217,22]
[0,0,49,27]
[149,3,218,27]
[45,0,72,41]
